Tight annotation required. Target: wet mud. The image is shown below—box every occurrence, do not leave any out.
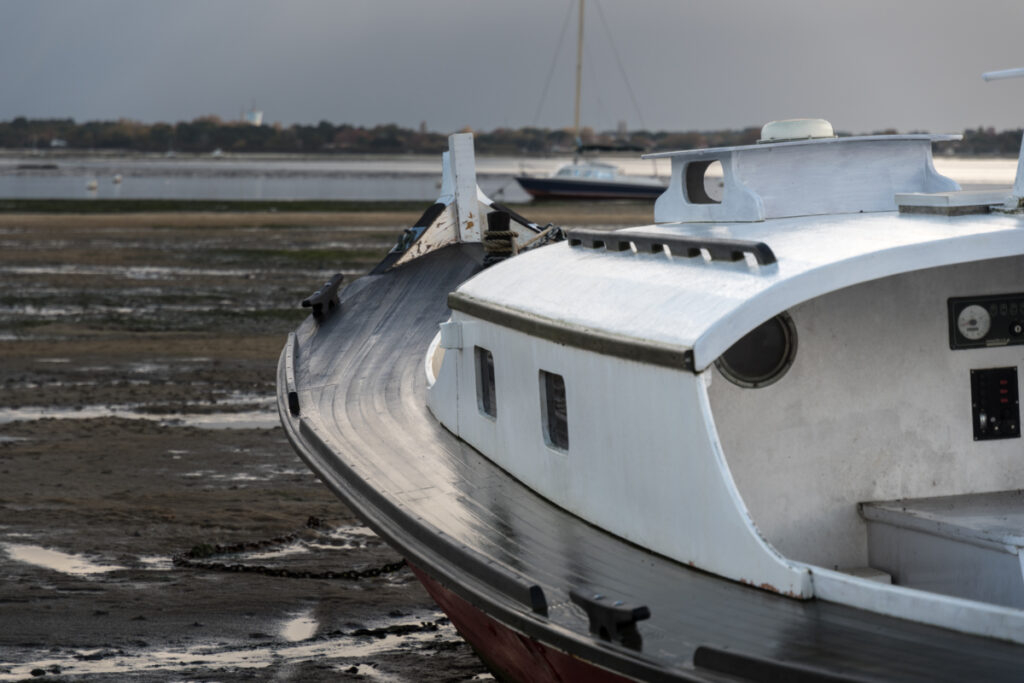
[0,206,641,681]
[0,213,492,681]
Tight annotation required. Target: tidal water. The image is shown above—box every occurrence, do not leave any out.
[2,153,1013,204]
[0,154,574,203]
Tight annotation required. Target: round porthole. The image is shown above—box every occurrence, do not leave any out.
[715,312,797,388]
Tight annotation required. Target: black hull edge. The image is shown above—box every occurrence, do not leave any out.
[515,175,666,200]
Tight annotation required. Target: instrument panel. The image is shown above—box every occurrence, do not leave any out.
[948,293,1024,350]
[950,294,1023,441]
[970,367,1020,441]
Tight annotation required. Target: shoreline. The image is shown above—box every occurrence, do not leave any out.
[0,203,658,229]
[1,146,1021,161]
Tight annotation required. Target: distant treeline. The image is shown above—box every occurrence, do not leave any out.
[0,116,1020,156]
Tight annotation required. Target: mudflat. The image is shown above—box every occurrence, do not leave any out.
[0,205,647,681]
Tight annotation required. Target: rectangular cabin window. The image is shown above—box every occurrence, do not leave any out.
[475,346,497,418]
[540,370,569,451]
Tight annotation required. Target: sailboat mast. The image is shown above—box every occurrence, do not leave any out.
[573,0,584,148]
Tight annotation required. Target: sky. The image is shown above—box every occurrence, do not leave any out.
[2,0,1024,135]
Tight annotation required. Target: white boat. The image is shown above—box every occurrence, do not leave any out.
[278,108,1024,679]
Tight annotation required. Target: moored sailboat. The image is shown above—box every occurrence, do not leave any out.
[515,0,666,201]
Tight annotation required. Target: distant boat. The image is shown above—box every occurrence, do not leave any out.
[85,179,98,191]
[516,0,666,201]
[515,159,666,200]
[112,174,122,184]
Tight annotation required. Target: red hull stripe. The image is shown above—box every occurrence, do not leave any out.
[409,563,634,683]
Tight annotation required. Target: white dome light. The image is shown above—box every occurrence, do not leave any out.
[758,118,836,143]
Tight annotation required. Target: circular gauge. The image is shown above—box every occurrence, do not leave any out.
[715,312,797,389]
[957,304,991,341]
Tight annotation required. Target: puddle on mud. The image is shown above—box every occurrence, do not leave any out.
[62,358,212,376]
[211,526,383,565]
[2,543,126,576]
[0,394,279,430]
[280,609,319,642]
[137,555,174,571]
[10,379,104,390]
[126,361,171,374]
[315,525,384,551]
[160,410,279,430]
[0,264,364,280]
[0,302,269,319]
[0,304,127,318]
[227,472,263,482]
[243,543,311,561]
[0,264,256,279]
[0,611,468,682]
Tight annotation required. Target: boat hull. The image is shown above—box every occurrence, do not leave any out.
[410,564,633,683]
[515,175,665,200]
[277,243,1024,682]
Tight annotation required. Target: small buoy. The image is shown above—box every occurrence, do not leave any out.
[86,179,98,191]
[112,174,122,184]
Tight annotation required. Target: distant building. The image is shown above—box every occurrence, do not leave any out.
[50,138,67,148]
[243,108,264,126]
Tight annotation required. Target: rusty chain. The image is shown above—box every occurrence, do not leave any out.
[173,516,407,580]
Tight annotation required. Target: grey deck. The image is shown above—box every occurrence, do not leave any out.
[277,244,1024,681]
[863,492,1024,609]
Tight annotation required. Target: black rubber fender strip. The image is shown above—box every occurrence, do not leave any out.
[693,646,868,683]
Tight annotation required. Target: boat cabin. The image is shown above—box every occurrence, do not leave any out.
[554,162,618,181]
